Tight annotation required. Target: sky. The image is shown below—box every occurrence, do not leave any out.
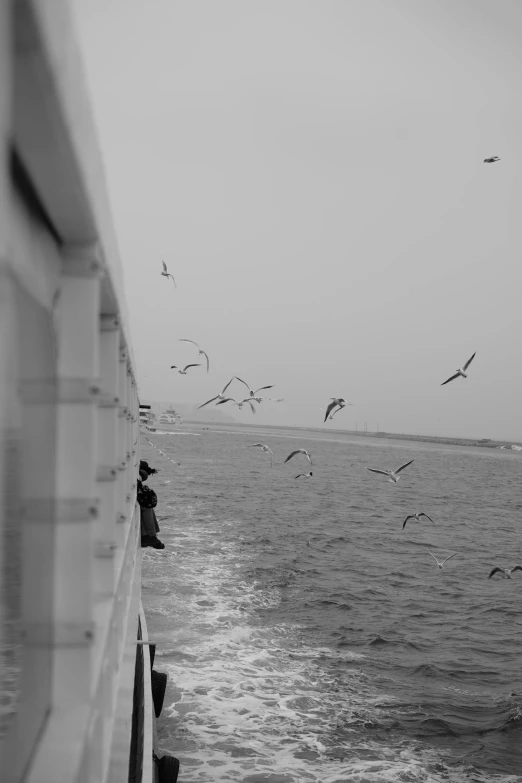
[71,0,522,439]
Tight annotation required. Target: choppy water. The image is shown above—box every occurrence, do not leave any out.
[141,425,522,782]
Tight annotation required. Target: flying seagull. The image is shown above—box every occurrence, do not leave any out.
[367,459,414,483]
[484,156,500,163]
[178,339,210,372]
[321,401,353,420]
[197,378,236,409]
[324,398,346,422]
[284,449,312,466]
[170,364,201,375]
[249,443,274,466]
[161,260,177,287]
[331,402,352,417]
[295,471,313,479]
[403,511,434,529]
[234,377,274,397]
[488,566,522,579]
[441,352,476,386]
[216,397,257,413]
[427,550,458,569]
[320,407,336,420]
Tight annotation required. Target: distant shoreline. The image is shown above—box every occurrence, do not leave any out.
[348,430,521,450]
[184,419,522,450]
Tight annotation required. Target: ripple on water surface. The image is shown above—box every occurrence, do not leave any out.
[141,430,522,782]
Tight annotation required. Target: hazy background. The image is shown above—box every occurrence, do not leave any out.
[71,0,522,439]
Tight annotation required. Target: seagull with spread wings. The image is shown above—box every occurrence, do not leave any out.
[402,511,434,529]
[178,339,210,372]
[320,401,353,420]
[197,378,236,409]
[367,459,414,483]
[284,449,312,466]
[161,260,177,287]
[249,443,274,466]
[234,377,274,397]
[441,352,476,386]
[170,364,201,375]
[324,398,346,422]
[488,566,522,579]
[295,471,313,479]
[427,550,458,570]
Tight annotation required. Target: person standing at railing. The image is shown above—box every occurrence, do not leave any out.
[138,464,165,549]
[140,459,157,477]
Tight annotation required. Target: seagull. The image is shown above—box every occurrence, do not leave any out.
[441,352,476,386]
[197,378,236,408]
[284,449,312,466]
[295,471,313,479]
[330,402,354,419]
[170,364,201,375]
[324,398,347,422]
[178,339,210,372]
[488,566,522,579]
[320,403,352,420]
[403,511,434,529]
[484,156,500,163]
[320,407,336,420]
[427,550,458,569]
[234,377,274,397]
[216,397,257,413]
[161,260,177,287]
[249,443,274,466]
[367,459,414,483]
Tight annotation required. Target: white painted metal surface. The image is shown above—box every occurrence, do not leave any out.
[138,605,155,783]
[0,1,147,781]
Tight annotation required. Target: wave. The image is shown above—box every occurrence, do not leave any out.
[369,635,392,647]
[140,435,522,779]
[415,717,459,737]
[412,662,442,678]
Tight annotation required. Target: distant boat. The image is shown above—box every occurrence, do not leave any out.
[158,407,183,425]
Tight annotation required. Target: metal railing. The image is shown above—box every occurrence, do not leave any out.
[0,2,143,781]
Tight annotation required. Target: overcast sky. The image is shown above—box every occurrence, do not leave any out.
[71,0,522,439]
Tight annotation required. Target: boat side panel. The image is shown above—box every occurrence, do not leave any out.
[0,177,63,780]
[107,510,141,782]
[0,1,148,780]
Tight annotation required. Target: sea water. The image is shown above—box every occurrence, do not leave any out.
[141,426,522,782]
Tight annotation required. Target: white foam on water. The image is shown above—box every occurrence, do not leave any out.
[148,517,516,783]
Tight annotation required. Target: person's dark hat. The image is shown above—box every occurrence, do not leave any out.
[140,460,157,475]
